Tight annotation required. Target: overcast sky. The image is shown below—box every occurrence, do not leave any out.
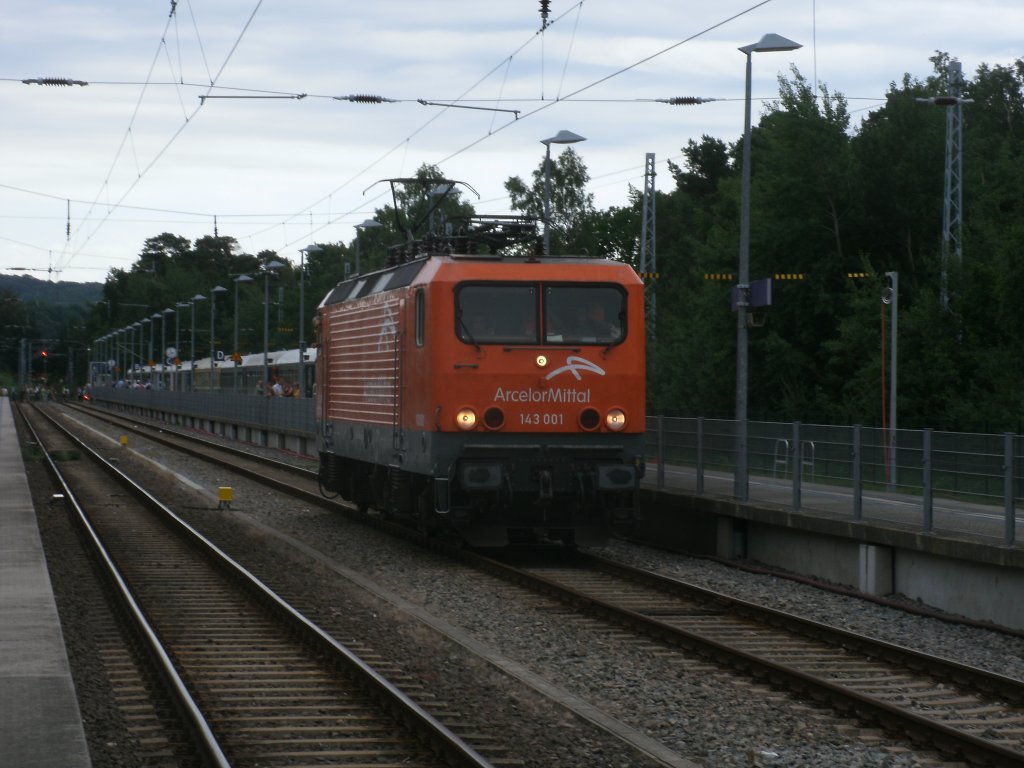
[2,0,1021,285]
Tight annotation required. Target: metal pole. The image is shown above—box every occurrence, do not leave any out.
[791,421,802,512]
[146,319,153,385]
[299,249,305,395]
[656,415,665,489]
[263,270,270,394]
[175,303,185,391]
[210,291,216,390]
[1004,432,1016,546]
[922,428,933,532]
[543,142,553,256]
[734,50,753,501]
[298,246,320,398]
[886,271,899,488]
[234,283,241,361]
[696,417,705,495]
[852,424,862,520]
[190,302,196,392]
[161,312,168,381]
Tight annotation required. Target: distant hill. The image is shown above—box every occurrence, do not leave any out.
[0,273,103,305]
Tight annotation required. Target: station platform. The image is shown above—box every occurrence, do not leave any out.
[0,396,91,768]
[638,464,1024,629]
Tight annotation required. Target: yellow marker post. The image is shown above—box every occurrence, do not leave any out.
[119,435,128,447]
[217,487,233,510]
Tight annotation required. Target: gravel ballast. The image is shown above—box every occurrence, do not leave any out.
[48,407,1024,766]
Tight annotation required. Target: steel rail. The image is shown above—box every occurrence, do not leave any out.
[28,402,495,768]
[19,403,232,768]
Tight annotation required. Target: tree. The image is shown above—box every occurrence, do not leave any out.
[505,146,595,254]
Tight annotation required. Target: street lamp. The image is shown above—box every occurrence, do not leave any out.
[131,322,142,382]
[209,285,228,389]
[161,308,174,387]
[175,301,189,390]
[141,318,152,379]
[262,260,285,393]
[189,294,206,391]
[734,33,801,501]
[298,244,322,397]
[233,275,253,391]
[354,219,381,277]
[149,313,162,383]
[882,272,899,488]
[117,327,127,383]
[540,129,586,256]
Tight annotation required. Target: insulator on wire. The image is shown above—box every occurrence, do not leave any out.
[337,94,396,103]
[658,96,718,105]
[22,77,88,87]
[539,0,551,28]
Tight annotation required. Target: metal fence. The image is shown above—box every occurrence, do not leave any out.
[89,387,1020,546]
[647,416,1022,546]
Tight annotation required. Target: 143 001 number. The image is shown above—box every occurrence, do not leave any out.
[519,412,565,426]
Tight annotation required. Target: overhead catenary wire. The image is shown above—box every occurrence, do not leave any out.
[6,0,809,276]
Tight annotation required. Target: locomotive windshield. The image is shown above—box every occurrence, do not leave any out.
[543,285,624,344]
[456,283,625,345]
[457,284,538,344]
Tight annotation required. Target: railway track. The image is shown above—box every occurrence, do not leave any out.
[20,402,494,768]
[62,401,1024,765]
[468,547,1024,767]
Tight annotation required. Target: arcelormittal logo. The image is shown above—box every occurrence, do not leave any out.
[544,355,606,381]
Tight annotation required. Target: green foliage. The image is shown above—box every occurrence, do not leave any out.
[506,146,595,254]
[646,55,1024,431]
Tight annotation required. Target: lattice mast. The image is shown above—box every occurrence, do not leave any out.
[639,153,657,340]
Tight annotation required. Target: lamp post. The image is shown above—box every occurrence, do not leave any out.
[233,275,253,392]
[161,308,173,387]
[189,294,205,391]
[150,313,161,384]
[118,327,127,383]
[262,260,284,393]
[882,271,899,488]
[540,130,586,256]
[141,318,152,383]
[354,219,381,277]
[131,322,142,383]
[175,301,188,391]
[209,285,227,389]
[298,244,321,397]
[734,33,801,501]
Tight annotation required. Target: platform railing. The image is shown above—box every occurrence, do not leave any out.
[646,415,1022,546]
[88,388,1020,545]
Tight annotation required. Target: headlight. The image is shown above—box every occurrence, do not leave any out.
[605,408,626,431]
[456,407,477,430]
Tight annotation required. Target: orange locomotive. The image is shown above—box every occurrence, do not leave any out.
[315,218,645,546]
